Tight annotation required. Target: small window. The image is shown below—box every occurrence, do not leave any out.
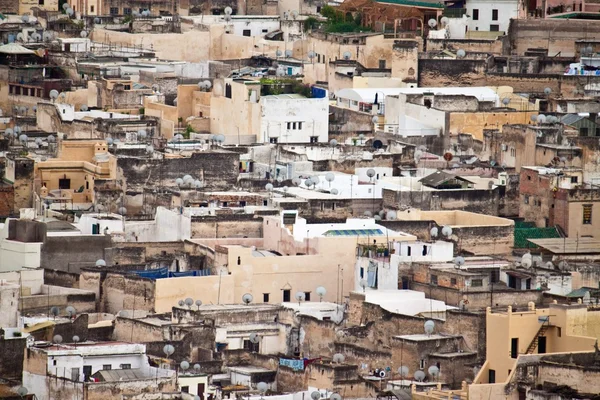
[293,122,297,130]
[181,386,189,393]
[90,5,94,12]
[583,204,593,224]
[557,327,562,337]
[71,368,80,381]
[378,59,386,69]
[524,195,529,204]
[262,29,268,33]
[102,365,111,370]
[298,122,303,130]
[580,127,589,136]
[419,359,425,369]
[431,275,438,285]
[124,8,132,15]
[571,176,578,183]
[263,293,269,303]
[243,29,251,37]
[243,340,259,352]
[287,122,291,129]
[451,278,457,285]
[283,289,291,302]
[492,9,498,21]
[472,9,479,20]
[269,137,278,144]
[310,136,318,143]
[39,0,44,4]
[471,279,483,287]
[490,24,500,32]
[407,246,411,256]
[110,7,118,15]
[58,178,71,189]
[304,292,311,301]
[527,176,531,181]
[120,364,131,369]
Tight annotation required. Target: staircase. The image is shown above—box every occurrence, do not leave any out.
[526,320,550,354]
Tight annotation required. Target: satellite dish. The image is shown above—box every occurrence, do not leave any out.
[146,145,154,154]
[66,306,76,317]
[163,344,175,357]
[329,139,338,147]
[49,89,59,99]
[430,227,438,238]
[195,299,202,309]
[194,363,201,371]
[343,51,352,60]
[456,49,466,59]
[257,382,268,393]
[441,225,453,237]
[544,87,552,96]
[308,51,316,59]
[118,207,127,215]
[378,370,386,378]
[184,298,194,308]
[364,210,372,217]
[522,258,532,269]
[276,49,283,57]
[53,334,63,344]
[292,177,301,186]
[285,49,293,58]
[16,387,28,398]
[454,256,465,266]
[316,286,326,300]
[94,17,101,24]
[366,168,376,178]
[374,215,381,221]
[178,300,185,307]
[180,361,190,370]
[424,320,435,334]
[50,306,60,317]
[502,97,511,106]
[265,183,274,191]
[249,333,260,344]
[428,365,440,377]
[399,366,409,378]
[62,3,70,9]
[330,394,342,400]
[224,6,233,15]
[414,370,426,382]
[175,178,184,187]
[359,279,368,291]
[386,211,397,220]
[333,353,345,364]
[80,30,88,38]
[428,18,437,28]
[242,293,253,304]
[80,105,89,111]
[311,392,321,400]
[546,261,554,269]
[295,291,306,302]
[331,188,339,195]
[372,140,383,149]
[72,335,80,343]
[558,260,569,271]
[537,114,546,124]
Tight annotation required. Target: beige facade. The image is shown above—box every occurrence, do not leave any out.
[35,140,117,204]
[471,302,598,393]
[20,0,59,14]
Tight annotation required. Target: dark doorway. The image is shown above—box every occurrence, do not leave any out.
[511,338,519,358]
[538,336,547,354]
[488,369,495,383]
[283,289,291,302]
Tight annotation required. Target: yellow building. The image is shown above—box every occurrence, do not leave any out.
[470,301,599,399]
[35,140,117,206]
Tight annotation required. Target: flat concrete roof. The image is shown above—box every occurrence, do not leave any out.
[528,238,600,254]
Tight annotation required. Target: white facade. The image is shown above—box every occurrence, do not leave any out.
[392,240,454,263]
[185,15,281,37]
[214,323,286,355]
[123,207,191,242]
[0,282,20,327]
[465,0,518,33]
[0,221,42,271]
[260,94,329,144]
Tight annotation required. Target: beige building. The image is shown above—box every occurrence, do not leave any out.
[19,0,59,14]
[35,140,117,206]
[153,212,416,312]
[471,301,599,398]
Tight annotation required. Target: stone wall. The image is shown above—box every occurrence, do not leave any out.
[427,39,503,54]
[383,188,500,215]
[44,269,80,289]
[0,336,26,380]
[0,183,15,218]
[191,215,264,238]
[41,235,112,273]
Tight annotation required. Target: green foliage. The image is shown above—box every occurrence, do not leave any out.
[122,15,132,24]
[319,6,371,33]
[184,124,195,139]
[303,17,319,32]
[139,107,145,115]
[259,78,313,98]
[13,331,22,337]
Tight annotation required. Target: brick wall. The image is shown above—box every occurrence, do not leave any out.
[0,183,15,218]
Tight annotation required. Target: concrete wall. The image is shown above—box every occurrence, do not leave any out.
[41,235,111,273]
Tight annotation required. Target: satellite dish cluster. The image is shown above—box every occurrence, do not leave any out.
[62,3,75,17]
[175,174,204,190]
[177,297,202,310]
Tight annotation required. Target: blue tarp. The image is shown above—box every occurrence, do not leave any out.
[131,268,212,280]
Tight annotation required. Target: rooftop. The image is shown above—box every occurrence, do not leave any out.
[528,238,600,254]
[335,86,499,104]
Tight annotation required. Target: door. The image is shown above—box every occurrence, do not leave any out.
[511,338,519,358]
[538,336,547,354]
[287,67,293,75]
[283,289,291,302]
[83,365,92,380]
[197,383,205,398]
[488,369,496,383]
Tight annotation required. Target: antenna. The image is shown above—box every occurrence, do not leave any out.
[414,370,426,382]
[430,227,438,239]
[386,211,397,220]
[53,334,63,344]
[428,365,440,379]
[257,381,268,394]
[195,299,202,310]
[163,344,175,358]
[311,392,321,400]
[343,51,352,60]
[184,298,194,309]
[399,366,409,379]
[332,353,345,364]
[295,291,306,305]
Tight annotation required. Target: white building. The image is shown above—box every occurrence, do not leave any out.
[185,15,281,37]
[260,93,329,144]
[465,0,518,33]
[24,341,174,400]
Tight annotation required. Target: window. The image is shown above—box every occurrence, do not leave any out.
[571,176,578,183]
[90,5,94,12]
[263,293,269,302]
[472,9,479,20]
[304,292,311,301]
[488,369,496,383]
[419,359,425,369]
[378,60,386,69]
[451,278,457,285]
[120,364,131,369]
[262,29,268,33]
[283,289,291,302]
[583,204,593,224]
[71,368,80,381]
[225,83,232,99]
[243,29,251,37]
[124,8,132,14]
[492,9,498,21]
[110,7,118,14]
[524,195,529,204]
[269,137,278,144]
[293,122,297,130]
[490,24,500,32]
[430,275,438,285]
[243,340,259,352]
[58,178,71,189]
[557,327,562,337]
[287,122,291,129]
[407,246,411,256]
[181,386,189,393]
[596,128,600,136]
[102,365,112,370]
[298,122,303,130]
[310,136,318,143]
[511,338,519,358]
[39,0,44,4]
[471,279,483,287]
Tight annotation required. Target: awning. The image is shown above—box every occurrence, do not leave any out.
[0,43,36,55]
